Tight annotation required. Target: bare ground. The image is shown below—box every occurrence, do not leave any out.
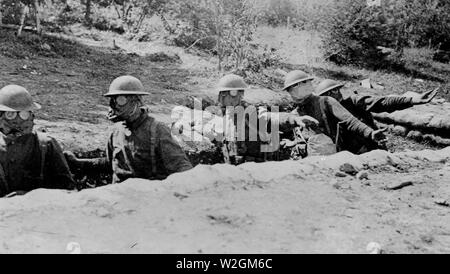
[0,149,449,254]
[0,27,450,254]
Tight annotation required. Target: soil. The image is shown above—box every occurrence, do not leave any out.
[0,26,449,254]
[0,149,449,254]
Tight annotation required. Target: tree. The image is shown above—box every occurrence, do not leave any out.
[18,0,44,36]
[322,0,450,67]
[84,0,92,24]
[163,0,260,71]
[106,0,166,33]
[0,0,3,26]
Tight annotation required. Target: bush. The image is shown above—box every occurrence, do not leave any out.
[162,0,261,71]
[322,0,450,68]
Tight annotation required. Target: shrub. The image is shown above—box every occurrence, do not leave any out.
[162,0,261,71]
[322,0,450,67]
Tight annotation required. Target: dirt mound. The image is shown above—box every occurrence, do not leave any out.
[373,102,450,145]
[1,148,450,254]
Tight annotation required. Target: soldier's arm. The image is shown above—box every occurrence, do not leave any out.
[328,97,374,140]
[352,95,414,113]
[64,133,113,174]
[45,137,77,190]
[262,110,318,133]
[157,123,193,174]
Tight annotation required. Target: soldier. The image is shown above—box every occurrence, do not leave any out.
[282,70,388,155]
[64,75,193,184]
[205,74,317,165]
[315,79,440,152]
[0,85,75,198]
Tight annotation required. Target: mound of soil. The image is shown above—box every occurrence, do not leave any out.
[1,148,450,254]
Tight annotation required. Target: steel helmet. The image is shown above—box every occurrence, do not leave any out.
[217,74,248,92]
[104,75,150,97]
[0,85,41,112]
[283,70,314,91]
[315,79,345,95]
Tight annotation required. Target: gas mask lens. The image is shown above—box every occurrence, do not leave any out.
[112,96,128,107]
[4,111,31,120]
[229,90,238,97]
[220,90,243,97]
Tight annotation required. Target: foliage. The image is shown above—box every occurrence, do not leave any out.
[321,0,450,67]
[103,0,167,33]
[162,0,262,71]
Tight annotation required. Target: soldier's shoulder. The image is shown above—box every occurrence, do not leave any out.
[322,95,339,106]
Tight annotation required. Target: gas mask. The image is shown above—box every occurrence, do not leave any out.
[287,81,314,103]
[107,95,144,123]
[218,90,244,108]
[0,111,35,139]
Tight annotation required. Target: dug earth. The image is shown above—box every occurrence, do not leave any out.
[0,148,450,254]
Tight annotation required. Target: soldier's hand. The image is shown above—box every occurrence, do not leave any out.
[299,116,319,128]
[64,151,79,166]
[371,128,388,145]
[289,115,319,129]
[280,139,298,149]
[412,87,440,104]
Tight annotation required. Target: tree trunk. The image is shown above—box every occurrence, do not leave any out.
[85,0,92,25]
[0,0,3,27]
[33,0,41,34]
[158,12,174,35]
[17,3,29,37]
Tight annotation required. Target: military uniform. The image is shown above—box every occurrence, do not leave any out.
[341,95,413,128]
[217,107,281,165]
[82,111,193,184]
[0,132,75,197]
[292,95,376,154]
[339,95,413,153]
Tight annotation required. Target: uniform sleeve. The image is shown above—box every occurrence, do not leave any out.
[327,97,374,139]
[157,123,193,175]
[45,137,76,190]
[351,95,414,113]
[73,133,112,174]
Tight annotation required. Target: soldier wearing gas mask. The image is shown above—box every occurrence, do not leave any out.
[0,85,75,198]
[64,75,193,184]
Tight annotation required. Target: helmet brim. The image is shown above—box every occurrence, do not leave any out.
[283,77,315,91]
[104,91,151,97]
[217,87,247,92]
[316,83,345,96]
[0,102,41,112]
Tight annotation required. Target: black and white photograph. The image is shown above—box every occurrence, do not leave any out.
[0,0,449,257]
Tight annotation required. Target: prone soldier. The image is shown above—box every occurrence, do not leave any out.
[315,79,440,153]
[282,71,388,155]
